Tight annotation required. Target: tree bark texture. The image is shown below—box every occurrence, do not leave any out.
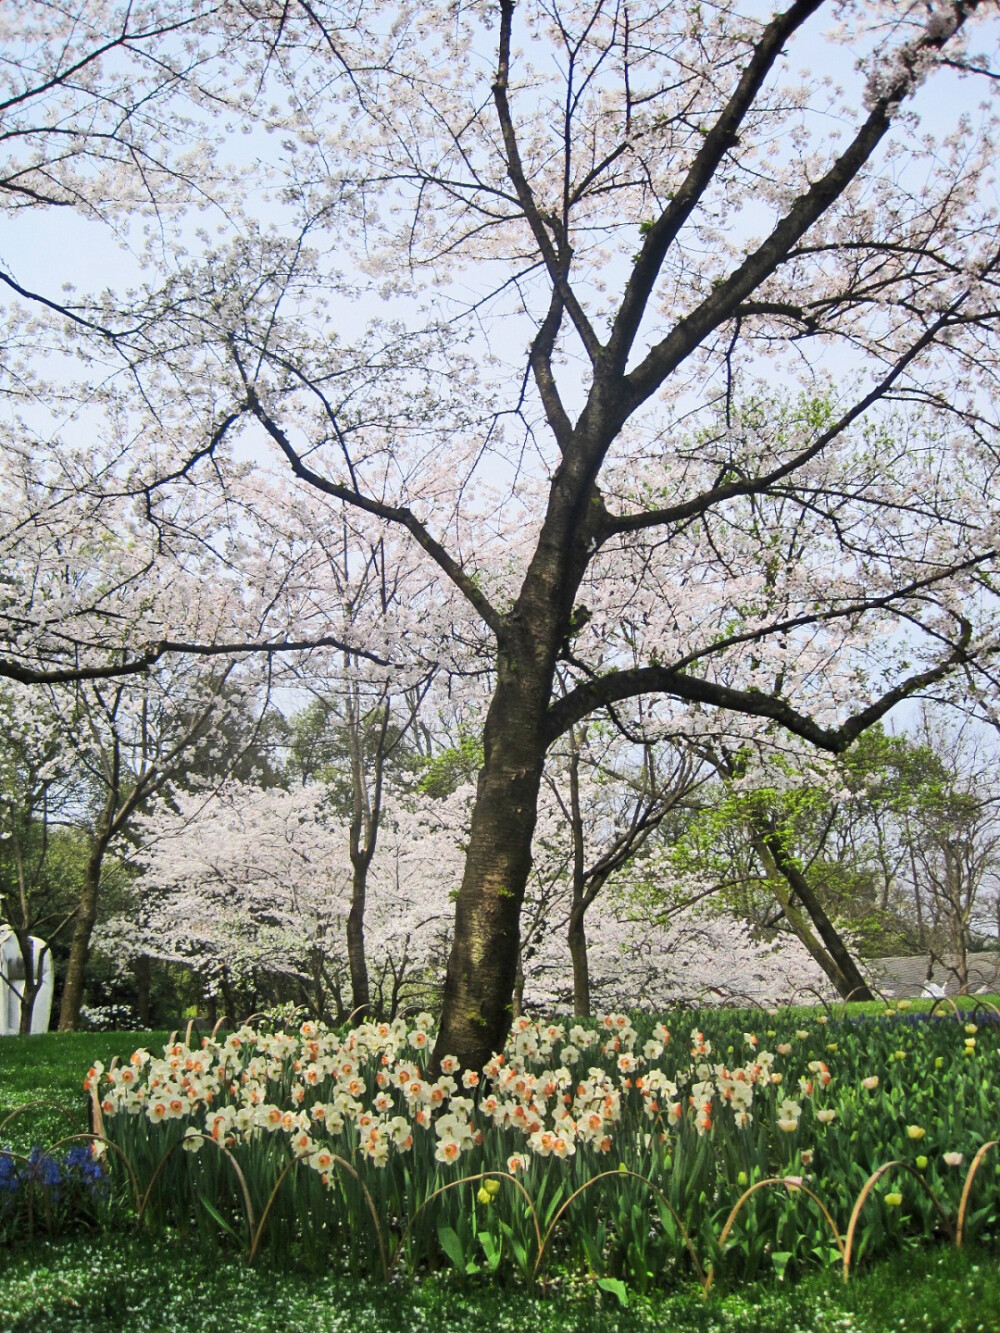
[57,838,108,1030]
[432,664,550,1068]
[432,443,604,1071]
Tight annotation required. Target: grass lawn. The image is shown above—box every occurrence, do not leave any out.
[0,1032,172,1151]
[794,994,1000,1019]
[1,1231,999,1332]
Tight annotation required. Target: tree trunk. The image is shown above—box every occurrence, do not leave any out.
[10,844,41,1034]
[346,871,371,1019]
[512,955,525,1020]
[752,835,853,994]
[567,737,591,1018]
[57,840,107,1030]
[345,688,393,1021]
[219,966,237,1027]
[14,933,40,1036]
[432,450,606,1073]
[568,904,590,1017]
[758,827,874,1001]
[432,649,552,1070]
[134,954,152,1027]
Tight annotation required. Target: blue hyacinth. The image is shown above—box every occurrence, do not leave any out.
[0,1142,108,1237]
[0,1150,20,1194]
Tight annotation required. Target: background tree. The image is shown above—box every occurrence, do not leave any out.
[51,656,270,1029]
[900,715,1000,987]
[537,719,705,1016]
[108,773,469,1023]
[110,781,351,1023]
[0,686,82,1030]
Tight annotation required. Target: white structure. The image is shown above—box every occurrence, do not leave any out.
[0,927,54,1035]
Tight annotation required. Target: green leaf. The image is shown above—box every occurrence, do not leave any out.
[498,1221,530,1274]
[199,1194,241,1243]
[478,1230,502,1273]
[597,1277,629,1308]
[580,1229,604,1274]
[771,1251,793,1282]
[437,1223,468,1272]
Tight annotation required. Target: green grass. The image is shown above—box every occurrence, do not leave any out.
[779,993,1000,1020]
[0,1231,998,1332]
[0,1031,171,1151]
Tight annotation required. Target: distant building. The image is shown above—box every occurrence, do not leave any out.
[865,951,1000,1000]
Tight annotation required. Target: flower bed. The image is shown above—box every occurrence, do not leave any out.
[86,1004,1000,1289]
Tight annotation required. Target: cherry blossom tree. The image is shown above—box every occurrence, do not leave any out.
[109,777,469,1022]
[51,660,260,1029]
[109,782,351,1021]
[522,892,831,1013]
[532,719,706,1015]
[287,523,439,1019]
[0,1,372,339]
[3,2,1000,1068]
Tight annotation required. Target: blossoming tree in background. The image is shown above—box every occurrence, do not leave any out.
[105,778,469,1022]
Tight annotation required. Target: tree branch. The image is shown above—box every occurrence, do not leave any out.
[618,0,982,422]
[545,622,976,750]
[0,631,404,687]
[492,0,603,365]
[605,0,825,378]
[238,380,503,636]
[602,308,961,536]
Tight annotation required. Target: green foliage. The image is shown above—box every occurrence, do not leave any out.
[285,698,421,813]
[662,722,987,959]
[2,1230,999,1332]
[416,733,484,799]
[0,1031,172,1153]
